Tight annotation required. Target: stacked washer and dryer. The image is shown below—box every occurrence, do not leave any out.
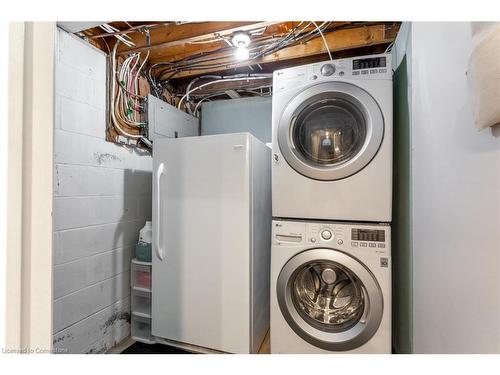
[270,54,393,353]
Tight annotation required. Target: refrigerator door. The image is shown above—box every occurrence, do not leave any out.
[152,133,251,353]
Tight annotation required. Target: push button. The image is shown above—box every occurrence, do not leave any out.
[377,243,386,248]
[360,242,367,247]
[351,241,359,247]
[369,243,376,248]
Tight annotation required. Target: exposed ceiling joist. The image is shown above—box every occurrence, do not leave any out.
[78,21,400,84]
[145,22,352,65]
[167,24,394,79]
[116,21,284,56]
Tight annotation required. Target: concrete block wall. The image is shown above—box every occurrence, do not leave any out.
[52,29,152,353]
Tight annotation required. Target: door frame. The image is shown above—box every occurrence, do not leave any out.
[4,21,55,353]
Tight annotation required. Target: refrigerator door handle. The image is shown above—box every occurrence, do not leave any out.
[155,162,165,261]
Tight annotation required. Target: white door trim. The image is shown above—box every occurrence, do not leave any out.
[5,21,55,353]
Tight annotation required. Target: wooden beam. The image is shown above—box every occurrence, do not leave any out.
[167,24,393,79]
[117,21,284,56]
[146,22,351,66]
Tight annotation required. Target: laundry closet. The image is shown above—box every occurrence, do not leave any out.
[6,20,500,357]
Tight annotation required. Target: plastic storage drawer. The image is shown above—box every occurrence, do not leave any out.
[131,262,151,291]
[131,314,153,344]
[131,289,151,317]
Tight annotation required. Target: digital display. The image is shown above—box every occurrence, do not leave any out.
[351,229,385,242]
[352,57,387,70]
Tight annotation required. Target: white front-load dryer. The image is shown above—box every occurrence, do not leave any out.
[270,219,391,353]
[272,54,393,222]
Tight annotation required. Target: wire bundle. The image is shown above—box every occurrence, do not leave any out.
[144,22,335,113]
[115,51,149,127]
[110,40,150,145]
[148,21,334,83]
[178,74,273,116]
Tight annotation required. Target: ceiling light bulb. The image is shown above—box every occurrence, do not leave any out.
[235,46,249,60]
[231,32,251,48]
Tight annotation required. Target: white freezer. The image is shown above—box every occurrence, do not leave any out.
[152,133,271,353]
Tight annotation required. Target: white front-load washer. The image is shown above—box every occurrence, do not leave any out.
[270,219,391,353]
[272,54,393,222]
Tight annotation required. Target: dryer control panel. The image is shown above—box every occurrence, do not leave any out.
[273,219,390,255]
[273,53,392,93]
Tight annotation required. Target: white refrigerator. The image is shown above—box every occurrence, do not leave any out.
[152,133,271,353]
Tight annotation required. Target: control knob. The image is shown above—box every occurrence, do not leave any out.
[321,229,333,240]
[320,63,336,76]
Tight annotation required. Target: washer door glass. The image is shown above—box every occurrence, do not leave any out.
[277,81,384,181]
[292,98,367,167]
[292,260,365,332]
[276,248,384,351]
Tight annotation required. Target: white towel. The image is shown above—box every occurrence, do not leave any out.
[467,23,500,130]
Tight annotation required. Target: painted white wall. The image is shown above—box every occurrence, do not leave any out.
[410,22,500,353]
[52,29,152,353]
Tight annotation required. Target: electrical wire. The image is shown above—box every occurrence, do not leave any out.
[311,21,333,61]
[149,21,336,82]
[177,75,272,110]
[110,40,151,142]
[141,22,342,119]
[100,24,136,47]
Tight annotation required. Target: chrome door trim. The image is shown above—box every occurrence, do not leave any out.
[276,248,383,351]
[155,162,165,261]
[277,81,384,181]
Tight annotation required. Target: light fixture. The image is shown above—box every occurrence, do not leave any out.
[235,46,250,60]
[231,32,251,61]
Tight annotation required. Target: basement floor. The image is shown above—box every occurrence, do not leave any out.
[119,331,271,354]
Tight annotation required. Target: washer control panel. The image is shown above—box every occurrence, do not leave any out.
[308,223,345,247]
[273,219,390,255]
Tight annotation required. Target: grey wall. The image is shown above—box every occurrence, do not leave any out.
[201,96,272,143]
[411,22,500,354]
[391,22,413,354]
[52,29,152,353]
[395,22,500,353]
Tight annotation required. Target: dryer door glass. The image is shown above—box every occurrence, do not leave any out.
[277,81,384,181]
[291,260,365,332]
[292,98,367,166]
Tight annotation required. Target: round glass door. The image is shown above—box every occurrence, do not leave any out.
[278,81,384,181]
[276,249,383,351]
[292,260,365,332]
[292,98,367,167]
